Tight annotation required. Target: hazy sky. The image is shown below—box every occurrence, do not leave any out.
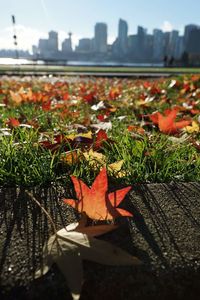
[1,0,199,51]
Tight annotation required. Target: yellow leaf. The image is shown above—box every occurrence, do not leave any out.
[83,151,125,177]
[108,160,126,178]
[108,160,124,172]
[184,121,199,133]
[109,107,117,112]
[10,91,22,105]
[83,150,106,168]
[67,131,93,140]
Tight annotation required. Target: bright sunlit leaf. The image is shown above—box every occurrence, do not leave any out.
[64,168,132,220]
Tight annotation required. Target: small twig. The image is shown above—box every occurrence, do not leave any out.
[25,190,57,235]
[25,190,66,256]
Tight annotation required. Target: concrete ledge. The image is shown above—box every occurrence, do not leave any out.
[0,182,200,299]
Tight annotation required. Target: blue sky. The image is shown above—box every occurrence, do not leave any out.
[1,0,200,51]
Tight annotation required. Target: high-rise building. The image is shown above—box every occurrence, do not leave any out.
[118,19,128,55]
[174,36,184,59]
[38,39,48,57]
[37,30,59,59]
[127,34,138,59]
[168,30,179,57]
[94,23,107,53]
[145,34,154,60]
[163,32,171,56]
[76,38,92,52]
[186,27,200,53]
[137,26,147,60]
[153,29,164,61]
[48,31,58,52]
[184,24,199,52]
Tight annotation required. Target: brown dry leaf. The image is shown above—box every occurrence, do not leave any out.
[35,225,141,300]
[66,220,119,237]
[61,149,82,165]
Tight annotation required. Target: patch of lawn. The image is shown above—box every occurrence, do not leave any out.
[0,74,199,187]
[1,64,200,75]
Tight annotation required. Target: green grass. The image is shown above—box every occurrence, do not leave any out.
[0,122,199,187]
[0,74,199,187]
[1,64,200,75]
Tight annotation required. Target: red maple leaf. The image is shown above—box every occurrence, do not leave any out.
[149,108,191,134]
[93,129,108,150]
[7,117,20,128]
[42,100,51,111]
[64,168,133,220]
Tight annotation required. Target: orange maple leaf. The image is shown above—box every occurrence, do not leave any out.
[64,168,133,220]
[7,117,20,128]
[150,108,191,134]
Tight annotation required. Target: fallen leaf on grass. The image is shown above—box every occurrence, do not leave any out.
[83,150,126,176]
[184,121,199,134]
[108,159,124,172]
[168,133,189,144]
[35,224,140,300]
[107,160,127,178]
[127,125,146,135]
[9,90,22,105]
[7,117,20,128]
[150,108,191,134]
[91,100,106,111]
[64,168,132,220]
[83,149,106,168]
[66,131,93,140]
[61,149,82,164]
[93,129,108,150]
[91,121,112,131]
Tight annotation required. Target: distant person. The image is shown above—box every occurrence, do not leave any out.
[181,51,189,67]
[163,55,168,67]
[168,56,174,67]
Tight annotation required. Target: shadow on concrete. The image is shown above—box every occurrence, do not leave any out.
[0,183,200,300]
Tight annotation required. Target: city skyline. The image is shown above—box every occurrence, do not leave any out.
[1,20,200,66]
[1,20,200,52]
[1,0,200,51]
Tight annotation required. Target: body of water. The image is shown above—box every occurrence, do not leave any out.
[0,57,164,67]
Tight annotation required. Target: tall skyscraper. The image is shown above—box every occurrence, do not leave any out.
[184,24,199,52]
[94,23,107,53]
[174,36,184,59]
[118,19,128,55]
[145,34,153,60]
[168,30,179,57]
[163,32,170,56]
[48,31,58,52]
[153,29,164,61]
[127,34,137,59]
[186,27,200,53]
[38,39,48,57]
[137,26,147,60]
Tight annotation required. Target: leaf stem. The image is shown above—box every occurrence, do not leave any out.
[25,190,57,235]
